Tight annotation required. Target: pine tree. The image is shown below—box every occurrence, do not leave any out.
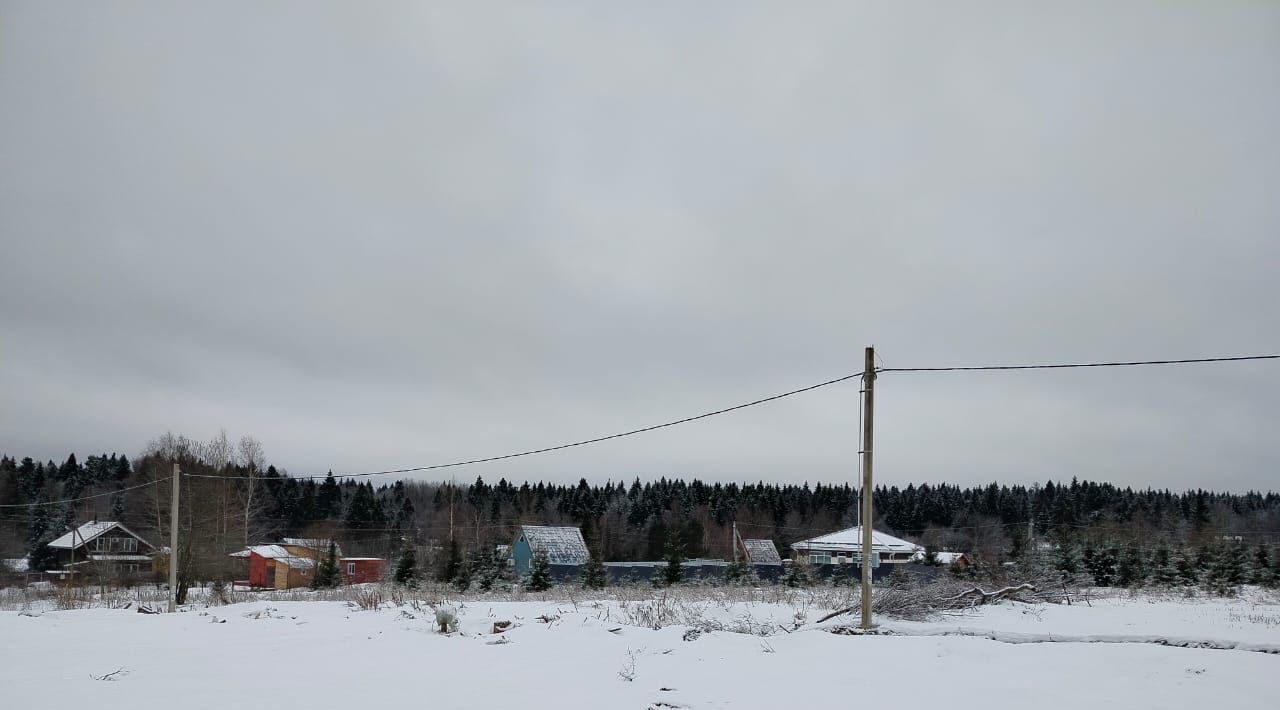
[311,541,340,589]
[662,527,685,586]
[1204,542,1245,596]
[581,546,606,590]
[1117,546,1146,587]
[1175,547,1201,586]
[470,547,497,592]
[1249,543,1277,588]
[1087,545,1118,586]
[1054,542,1081,575]
[1150,545,1179,587]
[724,558,753,585]
[526,550,552,591]
[27,540,57,572]
[394,546,418,587]
[438,537,462,583]
[782,560,811,588]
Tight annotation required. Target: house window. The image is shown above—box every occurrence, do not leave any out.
[346,563,355,575]
[809,552,831,565]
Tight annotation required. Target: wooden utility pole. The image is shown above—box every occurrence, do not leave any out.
[168,462,180,613]
[860,346,876,630]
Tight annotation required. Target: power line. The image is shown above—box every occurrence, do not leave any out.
[0,477,172,509]
[878,354,1279,373]
[185,369,868,482]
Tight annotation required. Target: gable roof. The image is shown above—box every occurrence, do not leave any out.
[229,544,292,559]
[516,525,589,565]
[48,522,154,551]
[791,526,922,554]
[275,556,315,570]
[742,539,782,566]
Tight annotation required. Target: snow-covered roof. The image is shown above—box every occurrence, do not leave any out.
[3,558,29,572]
[85,554,152,562]
[516,525,589,565]
[282,538,340,553]
[229,544,292,559]
[48,522,153,551]
[275,557,315,570]
[791,526,922,554]
[910,550,968,565]
[742,539,782,566]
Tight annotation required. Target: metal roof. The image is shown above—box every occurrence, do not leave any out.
[48,521,154,551]
[516,525,589,565]
[275,556,315,569]
[229,544,292,559]
[742,539,782,566]
[791,526,922,554]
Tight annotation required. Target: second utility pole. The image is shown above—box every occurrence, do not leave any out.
[168,462,179,613]
[860,346,876,630]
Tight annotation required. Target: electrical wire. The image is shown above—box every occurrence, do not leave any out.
[877,354,1279,373]
[0,477,172,509]
[184,369,868,481]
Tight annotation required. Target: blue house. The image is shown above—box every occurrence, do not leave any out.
[510,525,590,577]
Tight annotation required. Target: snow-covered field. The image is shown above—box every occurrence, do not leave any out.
[2,588,1278,709]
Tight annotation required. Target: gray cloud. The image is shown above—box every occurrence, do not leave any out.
[2,1,1277,490]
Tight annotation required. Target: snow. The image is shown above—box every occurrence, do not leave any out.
[47,521,122,549]
[792,525,922,554]
[518,525,590,565]
[228,545,291,559]
[3,558,29,572]
[1,589,1276,709]
[742,538,782,565]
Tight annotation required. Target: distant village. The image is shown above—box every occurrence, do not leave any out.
[3,519,968,590]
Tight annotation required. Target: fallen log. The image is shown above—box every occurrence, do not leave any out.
[944,583,1036,606]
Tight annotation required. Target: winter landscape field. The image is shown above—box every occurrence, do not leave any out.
[3,585,1277,709]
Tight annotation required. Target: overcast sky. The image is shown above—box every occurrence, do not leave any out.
[2,1,1277,491]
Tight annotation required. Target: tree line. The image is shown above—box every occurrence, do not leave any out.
[3,431,1278,591]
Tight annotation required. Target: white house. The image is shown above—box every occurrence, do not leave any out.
[790,526,922,567]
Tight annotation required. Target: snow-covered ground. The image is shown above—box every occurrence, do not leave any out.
[2,589,1277,709]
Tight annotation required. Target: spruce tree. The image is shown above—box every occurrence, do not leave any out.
[782,560,811,588]
[438,537,462,583]
[394,546,418,587]
[581,546,606,590]
[724,558,752,585]
[1117,546,1146,587]
[311,541,340,589]
[526,550,552,591]
[1204,542,1245,596]
[662,527,685,586]
[1175,547,1201,586]
[1249,543,1277,588]
[470,548,497,592]
[1150,545,1179,587]
[1054,542,1081,576]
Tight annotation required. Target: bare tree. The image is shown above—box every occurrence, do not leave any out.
[237,436,265,547]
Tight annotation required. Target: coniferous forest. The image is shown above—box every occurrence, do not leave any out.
[3,431,1278,591]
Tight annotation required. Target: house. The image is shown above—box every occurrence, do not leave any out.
[510,525,589,576]
[281,538,343,558]
[741,539,783,566]
[230,544,319,589]
[47,521,157,580]
[791,526,923,579]
[340,557,386,584]
[930,551,971,568]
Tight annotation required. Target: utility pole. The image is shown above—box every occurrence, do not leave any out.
[860,346,876,630]
[731,521,739,564]
[168,462,180,613]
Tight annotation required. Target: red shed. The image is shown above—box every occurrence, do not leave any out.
[340,557,385,584]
